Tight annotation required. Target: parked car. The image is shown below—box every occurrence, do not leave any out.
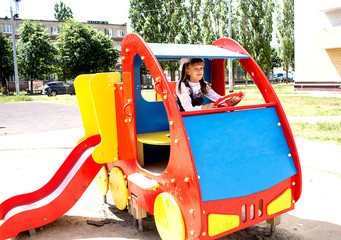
[43,82,75,96]
[278,72,295,82]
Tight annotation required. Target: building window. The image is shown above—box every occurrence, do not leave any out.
[105,29,113,37]
[2,25,12,33]
[117,30,124,37]
[51,26,60,35]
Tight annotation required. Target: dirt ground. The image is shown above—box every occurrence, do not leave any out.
[1,101,341,240]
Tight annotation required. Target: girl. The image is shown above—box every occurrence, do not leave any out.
[176,58,221,111]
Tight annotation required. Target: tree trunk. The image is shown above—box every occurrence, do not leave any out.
[170,61,176,82]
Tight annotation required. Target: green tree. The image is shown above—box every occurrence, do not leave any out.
[129,0,186,81]
[262,0,275,77]
[277,0,294,83]
[129,0,164,43]
[54,1,73,80]
[202,0,229,44]
[129,0,185,43]
[57,19,119,79]
[54,1,73,21]
[0,32,13,94]
[17,20,57,89]
[180,0,203,44]
[235,0,275,80]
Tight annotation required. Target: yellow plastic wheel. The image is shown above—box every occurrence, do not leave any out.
[95,166,109,196]
[154,193,185,240]
[109,167,128,210]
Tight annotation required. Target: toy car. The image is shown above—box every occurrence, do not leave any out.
[0,33,301,240]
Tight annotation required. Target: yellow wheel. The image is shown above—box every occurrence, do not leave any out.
[109,167,128,210]
[95,166,109,196]
[154,193,185,240]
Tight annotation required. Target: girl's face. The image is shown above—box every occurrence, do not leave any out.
[186,62,205,83]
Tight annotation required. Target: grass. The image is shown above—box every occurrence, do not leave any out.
[291,121,341,145]
[32,95,79,106]
[235,84,341,117]
[279,96,341,117]
[0,95,33,102]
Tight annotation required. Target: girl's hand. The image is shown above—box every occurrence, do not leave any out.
[202,103,218,110]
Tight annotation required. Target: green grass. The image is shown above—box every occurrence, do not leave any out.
[32,95,79,106]
[0,95,33,102]
[278,96,341,117]
[291,121,341,145]
[235,84,341,117]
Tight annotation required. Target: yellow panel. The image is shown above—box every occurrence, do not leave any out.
[90,72,121,164]
[95,166,109,196]
[74,74,99,143]
[208,214,240,237]
[156,93,162,101]
[267,188,292,216]
[137,131,170,145]
[154,193,185,240]
[109,167,128,210]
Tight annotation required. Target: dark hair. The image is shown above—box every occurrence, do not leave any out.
[178,58,208,95]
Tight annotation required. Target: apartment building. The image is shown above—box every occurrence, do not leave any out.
[1,17,126,48]
[295,1,341,91]
[1,17,127,91]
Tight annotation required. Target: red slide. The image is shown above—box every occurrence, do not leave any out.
[0,135,103,240]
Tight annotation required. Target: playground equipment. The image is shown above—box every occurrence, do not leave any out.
[0,33,302,240]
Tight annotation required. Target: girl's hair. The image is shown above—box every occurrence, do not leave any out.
[178,58,208,94]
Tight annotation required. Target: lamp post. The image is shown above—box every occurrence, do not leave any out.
[228,0,233,92]
[10,0,20,95]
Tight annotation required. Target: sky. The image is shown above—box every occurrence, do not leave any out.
[0,0,130,25]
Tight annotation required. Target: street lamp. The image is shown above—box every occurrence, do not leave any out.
[228,0,233,92]
[10,0,20,96]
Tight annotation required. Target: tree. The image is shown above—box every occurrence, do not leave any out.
[262,0,275,77]
[277,0,294,84]
[0,32,13,94]
[202,0,229,44]
[235,0,275,80]
[129,0,186,81]
[54,1,73,81]
[57,19,119,79]
[129,0,186,44]
[54,1,73,80]
[180,0,203,44]
[17,20,57,90]
[54,1,73,22]
[129,0,165,43]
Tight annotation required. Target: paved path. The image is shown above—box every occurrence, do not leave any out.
[0,101,82,136]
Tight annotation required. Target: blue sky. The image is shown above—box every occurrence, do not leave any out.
[0,0,129,24]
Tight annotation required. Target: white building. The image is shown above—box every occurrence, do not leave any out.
[295,1,341,91]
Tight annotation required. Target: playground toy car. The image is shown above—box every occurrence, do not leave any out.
[0,33,302,240]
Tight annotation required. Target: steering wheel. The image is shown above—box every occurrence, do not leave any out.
[214,91,245,107]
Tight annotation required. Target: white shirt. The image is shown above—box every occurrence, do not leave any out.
[176,80,221,111]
